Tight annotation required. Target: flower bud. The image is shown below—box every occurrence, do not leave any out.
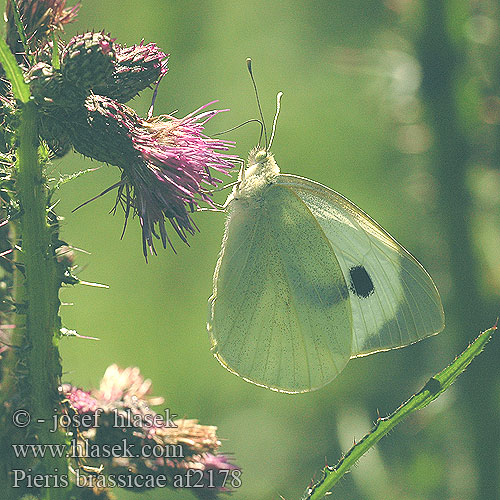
[93,41,169,103]
[61,32,116,90]
[27,62,83,156]
[5,0,80,58]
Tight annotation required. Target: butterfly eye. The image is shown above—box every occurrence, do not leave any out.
[255,150,267,163]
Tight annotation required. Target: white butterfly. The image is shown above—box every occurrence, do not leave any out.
[208,143,444,394]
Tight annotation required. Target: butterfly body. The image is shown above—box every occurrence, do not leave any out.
[208,149,444,393]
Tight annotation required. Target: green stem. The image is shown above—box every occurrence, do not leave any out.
[51,33,60,70]
[0,36,68,500]
[14,100,67,499]
[301,325,496,500]
[8,0,33,65]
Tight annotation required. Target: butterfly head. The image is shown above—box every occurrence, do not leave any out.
[245,147,279,177]
[229,148,280,202]
[253,149,268,164]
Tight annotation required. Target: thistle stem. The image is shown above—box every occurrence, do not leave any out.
[301,325,496,500]
[12,100,67,499]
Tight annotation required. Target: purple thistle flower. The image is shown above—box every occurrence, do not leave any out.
[68,95,236,258]
[96,364,156,402]
[62,385,99,417]
[129,102,235,256]
[24,31,237,256]
[60,365,239,496]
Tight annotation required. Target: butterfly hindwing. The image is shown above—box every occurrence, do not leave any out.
[208,182,352,393]
[276,174,445,357]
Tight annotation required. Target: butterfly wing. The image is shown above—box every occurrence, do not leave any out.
[208,183,352,393]
[276,174,445,357]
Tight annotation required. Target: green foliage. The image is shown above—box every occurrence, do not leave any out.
[0,38,30,103]
[7,0,32,65]
[303,325,497,499]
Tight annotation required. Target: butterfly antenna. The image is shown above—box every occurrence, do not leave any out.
[268,91,283,150]
[212,118,264,138]
[246,58,267,148]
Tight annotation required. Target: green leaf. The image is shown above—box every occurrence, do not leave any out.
[302,324,497,500]
[0,38,30,103]
[8,0,33,65]
[49,167,101,196]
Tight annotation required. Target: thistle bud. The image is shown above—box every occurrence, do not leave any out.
[27,62,83,156]
[93,41,169,103]
[61,32,116,90]
[5,0,80,57]
[28,63,62,105]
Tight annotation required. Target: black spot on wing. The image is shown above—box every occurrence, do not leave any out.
[349,265,374,298]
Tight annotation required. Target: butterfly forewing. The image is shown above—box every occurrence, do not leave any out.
[209,183,352,392]
[276,174,445,357]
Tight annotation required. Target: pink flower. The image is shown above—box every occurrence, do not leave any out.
[69,95,236,257]
[61,365,239,496]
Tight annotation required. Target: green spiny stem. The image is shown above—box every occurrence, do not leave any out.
[301,325,496,500]
[13,100,68,499]
[0,36,68,500]
[8,0,33,65]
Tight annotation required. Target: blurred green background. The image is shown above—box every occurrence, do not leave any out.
[49,0,500,499]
